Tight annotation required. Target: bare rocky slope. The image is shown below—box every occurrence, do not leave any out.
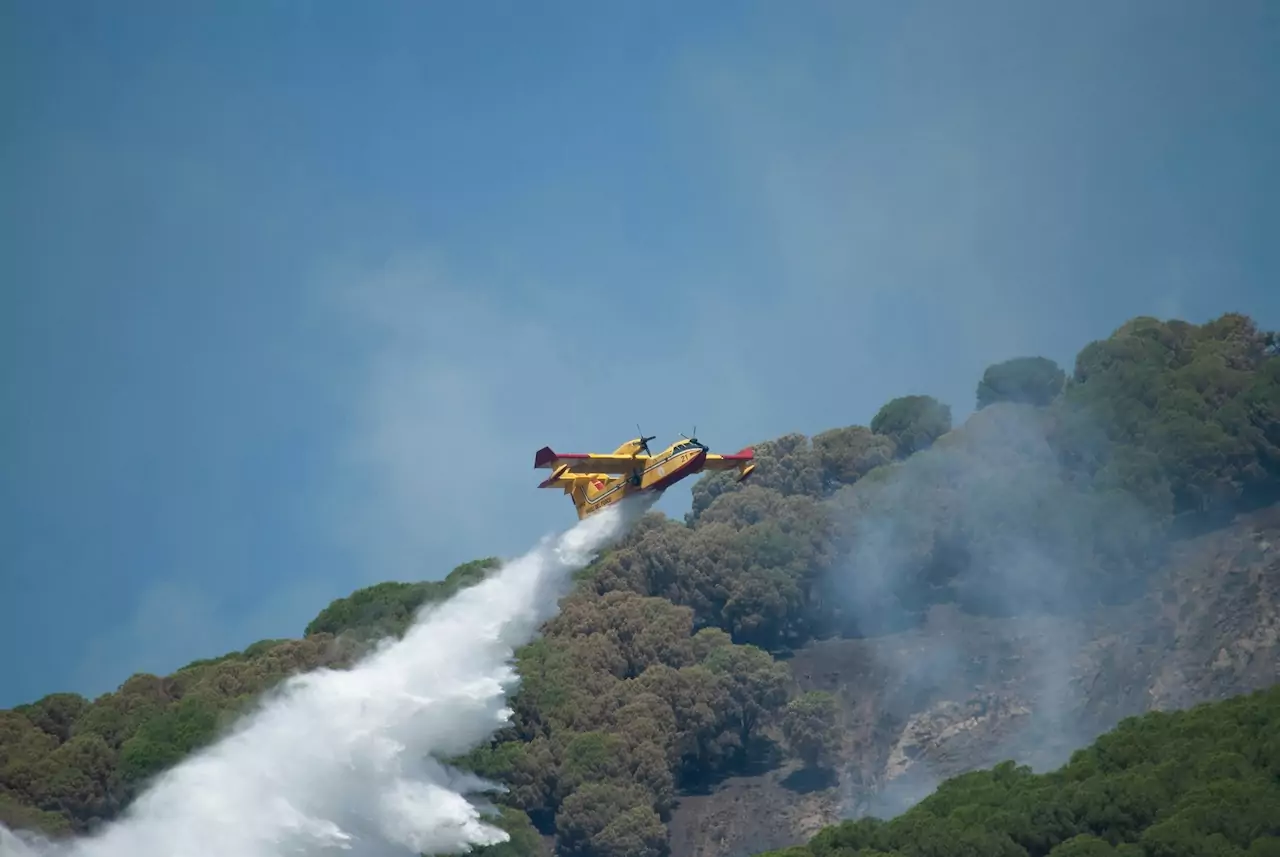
[666,503,1280,857]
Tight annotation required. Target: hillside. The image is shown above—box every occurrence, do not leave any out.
[667,501,1280,856]
[2,312,1279,857]
[755,683,1280,857]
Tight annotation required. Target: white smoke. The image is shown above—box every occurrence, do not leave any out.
[1,498,650,857]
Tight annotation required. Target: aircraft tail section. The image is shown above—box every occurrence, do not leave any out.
[536,466,615,520]
[536,463,573,489]
[567,480,593,520]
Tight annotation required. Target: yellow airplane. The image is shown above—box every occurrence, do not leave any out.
[534,430,757,520]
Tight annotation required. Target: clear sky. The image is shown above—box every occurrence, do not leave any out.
[3,0,1278,708]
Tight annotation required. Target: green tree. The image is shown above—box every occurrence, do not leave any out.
[870,395,953,456]
[305,557,501,639]
[702,644,790,752]
[117,695,221,786]
[555,782,662,857]
[810,425,897,490]
[1048,834,1119,857]
[14,693,90,743]
[546,591,695,679]
[687,433,827,523]
[1061,313,1280,518]
[781,692,842,769]
[977,356,1067,409]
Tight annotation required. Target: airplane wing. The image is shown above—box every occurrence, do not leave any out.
[700,448,756,482]
[700,448,754,469]
[533,446,646,475]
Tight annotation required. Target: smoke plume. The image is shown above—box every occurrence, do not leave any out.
[826,402,1162,818]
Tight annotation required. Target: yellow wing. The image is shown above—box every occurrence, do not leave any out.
[699,448,754,469]
[699,448,757,482]
[533,446,647,476]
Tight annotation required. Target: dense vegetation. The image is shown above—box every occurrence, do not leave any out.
[2,313,1279,857]
[756,684,1280,857]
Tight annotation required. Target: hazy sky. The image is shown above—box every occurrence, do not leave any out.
[3,0,1278,707]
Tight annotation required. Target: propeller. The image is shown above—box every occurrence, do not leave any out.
[636,423,656,455]
[679,425,703,448]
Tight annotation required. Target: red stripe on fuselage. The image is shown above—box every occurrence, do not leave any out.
[650,449,707,491]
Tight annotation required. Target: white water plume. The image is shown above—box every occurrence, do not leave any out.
[1,498,650,857]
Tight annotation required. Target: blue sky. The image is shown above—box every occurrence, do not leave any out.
[3,0,1278,707]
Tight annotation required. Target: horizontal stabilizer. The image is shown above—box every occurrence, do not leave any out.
[701,446,756,475]
[537,463,572,488]
[534,446,593,469]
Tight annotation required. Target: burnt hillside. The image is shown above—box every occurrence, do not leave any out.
[669,503,1280,857]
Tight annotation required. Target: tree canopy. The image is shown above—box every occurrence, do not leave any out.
[976,356,1067,410]
[870,395,953,457]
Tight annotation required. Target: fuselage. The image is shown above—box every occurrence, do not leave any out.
[576,439,709,518]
